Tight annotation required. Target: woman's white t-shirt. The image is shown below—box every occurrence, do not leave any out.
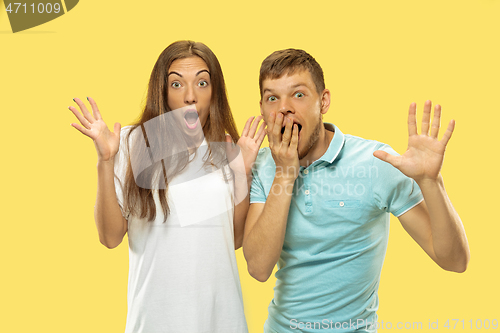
[113,126,248,333]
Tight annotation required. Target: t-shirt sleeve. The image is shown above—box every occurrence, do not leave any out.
[113,126,132,220]
[249,168,267,204]
[371,144,424,217]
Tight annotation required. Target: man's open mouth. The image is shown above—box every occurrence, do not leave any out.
[281,122,302,135]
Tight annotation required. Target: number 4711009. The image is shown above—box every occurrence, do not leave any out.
[443,319,498,329]
[5,3,62,14]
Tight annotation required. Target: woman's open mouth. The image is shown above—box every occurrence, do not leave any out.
[183,109,199,129]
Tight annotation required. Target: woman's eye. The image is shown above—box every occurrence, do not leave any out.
[171,82,181,88]
[267,96,277,102]
[295,92,304,98]
[198,80,208,87]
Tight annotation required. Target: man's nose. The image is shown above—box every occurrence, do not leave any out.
[184,85,197,105]
[278,98,294,115]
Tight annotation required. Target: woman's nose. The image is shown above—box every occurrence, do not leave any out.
[184,85,197,105]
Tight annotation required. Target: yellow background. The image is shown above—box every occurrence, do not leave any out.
[1,0,499,332]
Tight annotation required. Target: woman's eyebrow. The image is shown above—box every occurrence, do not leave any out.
[167,71,182,77]
[196,69,210,77]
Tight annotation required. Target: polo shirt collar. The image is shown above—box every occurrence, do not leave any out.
[317,123,345,164]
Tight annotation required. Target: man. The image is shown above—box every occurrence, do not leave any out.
[242,49,469,333]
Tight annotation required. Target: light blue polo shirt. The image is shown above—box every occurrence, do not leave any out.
[250,123,423,333]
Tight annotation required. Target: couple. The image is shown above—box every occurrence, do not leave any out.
[69,40,469,333]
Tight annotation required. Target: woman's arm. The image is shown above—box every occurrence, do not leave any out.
[69,97,127,248]
[226,116,266,250]
[94,159,128,248]
[232,173,253,250]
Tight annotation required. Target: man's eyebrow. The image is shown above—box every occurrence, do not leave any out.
[196,69,210,77]
[167,71,182,77]
[291,83,308,89]
[263,83,309,95]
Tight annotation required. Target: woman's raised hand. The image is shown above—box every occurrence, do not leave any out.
[225,116,266,176]
[68,97,121,162]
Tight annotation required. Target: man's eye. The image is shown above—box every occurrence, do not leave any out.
[198,80,208,87]
[171,82,181,88]
[268,96,277,102]
[295,92,304,98]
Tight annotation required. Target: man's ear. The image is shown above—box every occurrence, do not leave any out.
[320,89,331,115]
[259,100,263,116]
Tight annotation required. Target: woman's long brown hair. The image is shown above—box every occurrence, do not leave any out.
[119,41,240,222]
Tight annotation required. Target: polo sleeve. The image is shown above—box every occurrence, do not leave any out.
[250,169,267,204]
[371,144,424,217]
[113,126,132,220]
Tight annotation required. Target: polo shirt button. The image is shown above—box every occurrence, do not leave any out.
[339,201,345,207]
[304,169,309,175]
[305,190,310,195]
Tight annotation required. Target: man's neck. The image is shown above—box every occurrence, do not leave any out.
[299,124,335,168]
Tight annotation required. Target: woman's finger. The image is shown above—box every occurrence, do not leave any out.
[68,105,91,129]
[254,121,266,142]
[87,96,103,121]
[70,122,92,138]
[73,97,95,124]
[248,115,263,138]
[256,125,267,146]
[241,116,254,137]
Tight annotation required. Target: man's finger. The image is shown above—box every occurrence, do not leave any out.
[272,112,284,150]
[440,119,455,146]
[289,123,299,152]
[408,102,417,136]
[421,100,432,135]
[280,118,293,148]
[430,104,441,139]
[267,112,276,149]
[373,150,401,169]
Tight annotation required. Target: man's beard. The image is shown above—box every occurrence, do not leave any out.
[297,113,322,160]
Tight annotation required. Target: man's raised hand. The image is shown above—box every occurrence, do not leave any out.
[373,100,455,183]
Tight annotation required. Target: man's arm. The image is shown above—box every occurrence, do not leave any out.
[374,100,470,272]
[242,112,299,282]
[242,176,295,282]
[398,179,469,272]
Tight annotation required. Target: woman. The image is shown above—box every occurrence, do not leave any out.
[68,41,265,333]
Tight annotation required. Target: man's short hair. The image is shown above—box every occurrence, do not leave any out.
[259,49,325,98]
